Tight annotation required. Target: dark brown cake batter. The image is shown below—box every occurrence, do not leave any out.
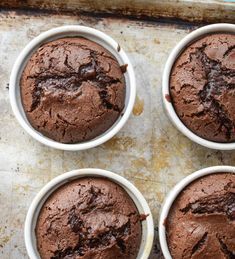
[170,33,235,142]
[21,38,125,143]
[166,173,235,259]
[36,177,142,259]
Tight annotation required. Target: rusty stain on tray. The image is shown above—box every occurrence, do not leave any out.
[152,137,170,172]
[133,95,144,116]
[103,136,135,151]
[0,236,11,248]
[0,6,234,259]
[131,157,148,169]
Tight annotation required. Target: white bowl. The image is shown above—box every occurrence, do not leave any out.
[25,168,154,259]
[162,23,235,150]
[159,165,235,259]
[9,25,136,151]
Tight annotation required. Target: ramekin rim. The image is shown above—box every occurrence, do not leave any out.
[159,165,235,259]
[9,25,136,151]
[24,168,154,259]
[162,23,235,150]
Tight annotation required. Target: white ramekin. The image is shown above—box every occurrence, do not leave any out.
[25,168,154,259]
[9,25,136,151]
[159,165,235,259]
[162,23,235,150]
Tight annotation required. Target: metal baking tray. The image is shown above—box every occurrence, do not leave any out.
[0,1,234,258]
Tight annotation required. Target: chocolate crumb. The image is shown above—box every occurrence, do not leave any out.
[163,218,167,226]
[139,214,149,221]
[165,94,172,103]
[120,64,128,73]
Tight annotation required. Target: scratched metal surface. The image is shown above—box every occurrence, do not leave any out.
[0,10,234,259]
[1,0,235,23]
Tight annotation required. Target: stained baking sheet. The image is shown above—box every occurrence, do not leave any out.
[1,0,235,23]
[0,7,234,259]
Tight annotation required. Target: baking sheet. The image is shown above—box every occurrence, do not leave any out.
[0,9,234,259]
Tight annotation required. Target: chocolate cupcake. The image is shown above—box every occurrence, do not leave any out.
[170,33,235,143]
[20,38,125,143]
[36,177,142,259]
[166,172,235,258]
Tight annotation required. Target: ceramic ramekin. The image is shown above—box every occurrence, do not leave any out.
[9,25,136,151]
[159,165,235,259]
[25,168,154,259]
[162,23,235,150]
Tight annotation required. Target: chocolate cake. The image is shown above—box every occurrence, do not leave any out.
[36,177,142,259]
[20,38,126,143]
[170,33,235,142]
[166,172,235,258]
